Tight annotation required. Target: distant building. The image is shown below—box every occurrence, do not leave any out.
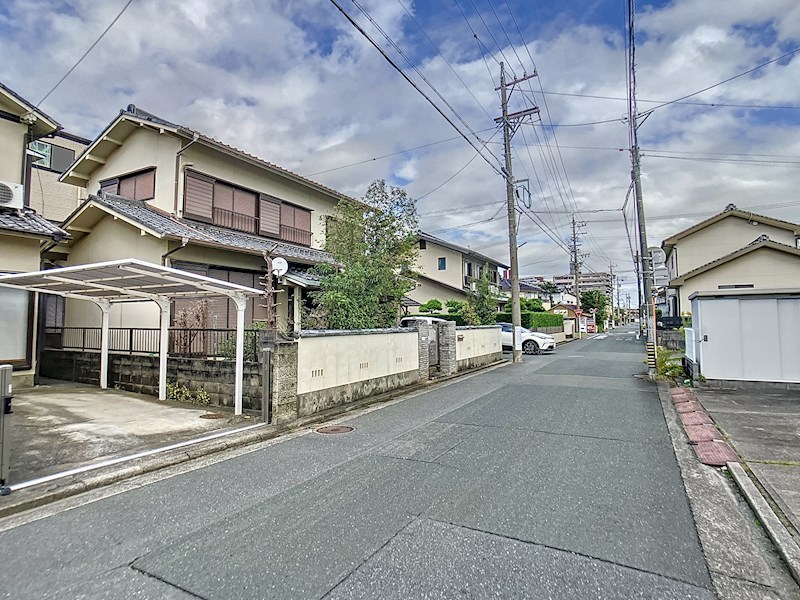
[524,272,612,299]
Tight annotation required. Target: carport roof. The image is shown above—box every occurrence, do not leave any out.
[0,258,263,302]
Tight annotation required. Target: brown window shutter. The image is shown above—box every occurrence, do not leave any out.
[213,182,234,212]
[280,203,295,228]
[294,207,311,232]
[118,176,136,199]
[259,195,281,236]
[137,169,155,199]
[233,188,256,217]
[184,171,214,222]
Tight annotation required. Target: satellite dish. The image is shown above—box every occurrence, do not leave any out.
[272,257,288,277]
[648,246,666,266]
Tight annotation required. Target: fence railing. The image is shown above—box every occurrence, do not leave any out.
[45,327,261,361]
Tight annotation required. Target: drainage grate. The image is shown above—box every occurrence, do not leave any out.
[315,425,354,434]
[200,413,227,420]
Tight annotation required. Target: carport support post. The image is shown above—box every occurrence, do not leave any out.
[233,295,247,415]
[96,300,111,389]
[156,299,170,401]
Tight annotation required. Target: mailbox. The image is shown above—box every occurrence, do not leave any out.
[0,364,12,495]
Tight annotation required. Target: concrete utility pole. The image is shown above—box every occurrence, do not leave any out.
[627,0,656,374]
[496,62,539,364]
[609,263,616,328]
[569,215,584,309]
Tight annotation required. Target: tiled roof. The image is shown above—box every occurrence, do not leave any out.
[0,206,69,241]
[419,231,509,269]
[123,105,349,203]
[92,193,335,265]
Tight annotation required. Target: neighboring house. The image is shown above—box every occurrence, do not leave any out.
[28,130,91,222]
[406,232,507,306]
[668,235,800,311]
[662,204,800,315]
[500,278,543,300]
[52,104,347,332]
[0,82,70,387]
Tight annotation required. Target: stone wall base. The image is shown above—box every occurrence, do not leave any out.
[298,369,419,417]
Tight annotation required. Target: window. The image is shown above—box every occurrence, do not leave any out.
[0,283,32,368]
[438,257,446,270]
[183,171,312,245]
[419,240,426,250]
[29,141,75,173]
[465,262,473,277]
[100,168,156,200]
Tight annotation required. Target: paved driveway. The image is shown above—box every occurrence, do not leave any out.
[692,387,800,538]
[9,380,250,483]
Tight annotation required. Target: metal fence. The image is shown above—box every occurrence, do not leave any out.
[44,327,261,361]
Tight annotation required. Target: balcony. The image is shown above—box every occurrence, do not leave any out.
[281,224,312,247]
[213,207,258,234]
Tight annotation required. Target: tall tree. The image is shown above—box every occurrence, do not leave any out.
[312,180,419,329]
[539,281,560,304]
[580,290,609,322]
[467,264,498,325]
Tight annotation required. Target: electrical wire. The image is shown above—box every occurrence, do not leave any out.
[38,0,135,107]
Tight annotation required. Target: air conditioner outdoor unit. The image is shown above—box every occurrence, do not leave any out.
[0,181,24,210]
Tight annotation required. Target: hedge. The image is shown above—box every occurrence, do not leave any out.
[496,311,563,329]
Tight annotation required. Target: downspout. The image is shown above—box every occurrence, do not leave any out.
[161,236,190,267]
[173,133,200,215]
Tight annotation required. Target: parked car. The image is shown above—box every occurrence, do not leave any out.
[498,323,556,354]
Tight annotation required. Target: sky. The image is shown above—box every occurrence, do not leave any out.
[2,0,799,302]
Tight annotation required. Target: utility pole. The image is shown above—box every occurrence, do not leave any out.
[569,215,585,308]
[609,264,616,328]
[496,62,539,363]
[627,0,656,374]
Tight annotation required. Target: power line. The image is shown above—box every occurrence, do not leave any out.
[537,89,800,111]
[643,153,800,167]
[38,0,136,106]
[328,0,504,176]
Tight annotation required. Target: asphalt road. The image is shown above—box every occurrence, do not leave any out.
[0,327,715,599]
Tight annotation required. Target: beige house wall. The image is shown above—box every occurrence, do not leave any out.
[28,135,90,221]
[84,128,181,213]
[0,234,41,272]
[296,331,419,394]
[418,242,464,290]
[455,326,501,362]
[679,248,800,309]
[406,277,467,306]
[674,217,797,276]
[64,216,166,328]
[0,118,25,183]
[177,143,339,250]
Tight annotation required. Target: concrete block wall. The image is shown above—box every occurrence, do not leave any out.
[438,321,457,376]
[454,326,503,371]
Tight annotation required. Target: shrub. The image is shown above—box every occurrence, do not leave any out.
[496,311,563,329]
[657,346,684,378]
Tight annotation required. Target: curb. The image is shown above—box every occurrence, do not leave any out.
[727,461,800,586]
[0,359,509,520]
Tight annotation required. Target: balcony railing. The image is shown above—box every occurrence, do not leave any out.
[213,207,258,234]
[45,327,261,362]
[280,224,312,247]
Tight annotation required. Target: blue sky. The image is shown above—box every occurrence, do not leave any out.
[1,0,799,296]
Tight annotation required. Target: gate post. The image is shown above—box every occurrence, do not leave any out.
[416,322,431,381]
[438,321,457,376]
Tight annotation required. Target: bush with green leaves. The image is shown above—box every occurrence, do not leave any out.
[657,346,684,379]
[496,311,563,329]
[419,298,443,313]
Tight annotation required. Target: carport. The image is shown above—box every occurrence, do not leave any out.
[0,259,263,414]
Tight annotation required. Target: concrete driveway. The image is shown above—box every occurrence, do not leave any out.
[9,380,255,484]
[693,387,800,540]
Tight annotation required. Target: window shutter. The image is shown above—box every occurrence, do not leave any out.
[294,207,311,232]
[137,169,155,200]
[184,171,214,221]
[118,176,136,199]
[259,195,281,236]
[50,145,76,173]
[100,178,119,195]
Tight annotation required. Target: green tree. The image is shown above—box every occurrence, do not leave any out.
[580,290,609,322]
[539,281,559,304]
[467,264,498,325]
[520,297,545,312]
[419,298,443,313]
[312,180,419,329]
[445,299,465,314]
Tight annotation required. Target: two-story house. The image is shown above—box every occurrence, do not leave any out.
[0,82,70,387]
[28,130,91,221]
[406,232,506,306]
[662,204,800,315]
[49,105,345,333]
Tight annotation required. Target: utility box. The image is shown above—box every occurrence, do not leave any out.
[0,364,12,494]
[688,290,800,383]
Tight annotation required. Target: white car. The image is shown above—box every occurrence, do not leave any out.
[498,323,556,354]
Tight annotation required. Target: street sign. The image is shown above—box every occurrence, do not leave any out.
[648,246,666,265]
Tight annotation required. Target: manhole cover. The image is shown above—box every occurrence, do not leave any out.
[200,413,227,420]
[315,425,354,434]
